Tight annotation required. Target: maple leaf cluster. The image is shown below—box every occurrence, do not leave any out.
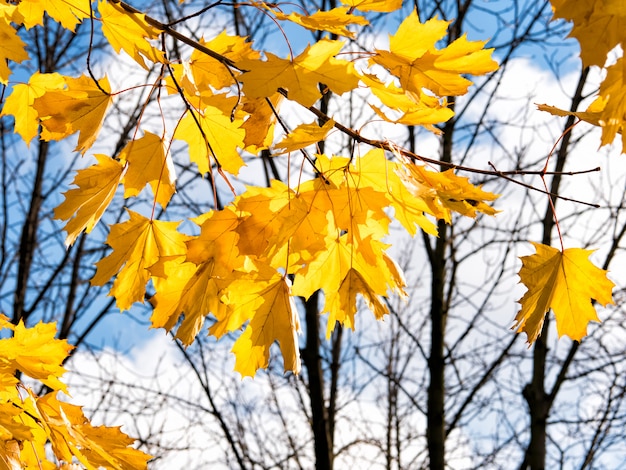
[0,315,151,468]
[0,0,617,383]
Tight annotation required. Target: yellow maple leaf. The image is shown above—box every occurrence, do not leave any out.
[189,31,259,90]
[175,94,246,175]
[241,94,282,153]
[98,0,164,69]
[151,260,231,345]
[364,74,454,132]
[274,119,335,154]
[54,154,124,246]
[152,208,243,344]
[402,165,499,222]
[1,72,66,144]
[270,6,369,38]
[220,273,301,376]
[514,243,615,343]
[120,131,176,207]
[551,0,626,68]
[340,0,401,12]
[0,17,28,84]
[18,0,91,31]
[339,149,439,236]
[33,393,151,469]
[371,10,498,97]
[91,210,189,311]
[33,74,113,153]
[238,39,360,107]
[0,317,73,393]
[538,56,626,152]
[292,233,405,338]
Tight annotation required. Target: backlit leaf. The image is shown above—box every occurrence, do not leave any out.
[0,17,28,84]
[33,74,112,153]
[1,72,65,144]
[274,119,335,154]
[221,273,301,376]
[120,131,176,208]
[340,0,401,12]
[270,6,368,38]
[238,39,360,107]
[91,210,189,311]
[98,0,164,69]
[514,243,615,343]
[371,10,498,97]
[54,154,124,246]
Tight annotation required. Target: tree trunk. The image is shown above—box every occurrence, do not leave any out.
[302,291,333,470]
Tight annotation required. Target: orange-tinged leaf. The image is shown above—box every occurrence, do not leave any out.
[98,0,164,69]
[91,210,189,310]
[514,243,615,343]
[34,74,112,153]
[1,72,66,144]
[0,319,72,393]
[120,131,176,207]
[220,274,301,376]
[271,6,368,38]
[275,119,335,154]
[340,0,401,12]
[238,39,360,107]
[0,17,28,84]
[372,10,498,97]
[54,154,124,246]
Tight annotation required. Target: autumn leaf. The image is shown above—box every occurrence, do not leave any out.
[219,272,301,376]
[274,119,335,154]
[0,72,66,144]
[551,0,626,69]
[371,10,498,97]
[339,149,439,236]
[514,243,615,343]
[175,94,246,175]
[269,6,369,38]
[538,59,626,151]
[33,393,151,469]
[0,17,28,84]
[241,94,282,153]
[364,74,454,132]
[120,131,176,207]
[0,317,72,393]
[340,0,402,12]
[33,74,113,153]
[189,31,259,90]
[151,208,243,345]
[54,154,124,246]
[17,0,91,31]
[401,165,499,222]
[238,39,360,107]
[292,232,405,338]
[91,210,189,311]
[98,0,164,69]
